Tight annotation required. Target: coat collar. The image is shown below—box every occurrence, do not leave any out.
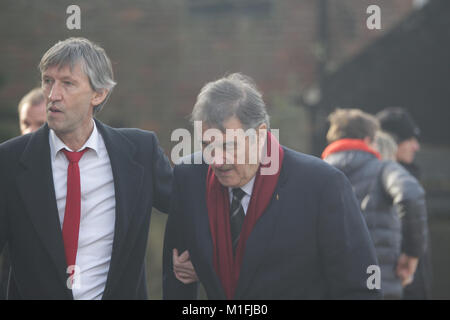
[233,148,288,299]
[192,164,227,299]
[93,119,144,298]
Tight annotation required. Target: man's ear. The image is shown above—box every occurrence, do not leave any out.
[91,89,108,107]
[256,123,268,139]
[256,123,268,153]
[256,123,268,137]
[364,136,372,146]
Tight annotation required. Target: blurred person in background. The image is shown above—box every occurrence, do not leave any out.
[0,88,47,299]
[18,88,46,135]
[377,107,432,299]
[377,108,421,177]
[322,108,428,299]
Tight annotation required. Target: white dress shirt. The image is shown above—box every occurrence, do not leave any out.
[228,177,256,215]
[49,120,116,300]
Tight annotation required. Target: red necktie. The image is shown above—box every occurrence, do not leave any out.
[61,148,88,272]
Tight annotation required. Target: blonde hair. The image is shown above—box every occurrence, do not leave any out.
[326,108,379,144]
[373,131,398,161]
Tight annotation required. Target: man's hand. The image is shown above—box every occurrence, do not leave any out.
[396,253,419,287]
[173,248,199,284]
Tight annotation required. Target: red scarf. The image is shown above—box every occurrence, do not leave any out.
[206,131,284,299]
[321,138,381,160]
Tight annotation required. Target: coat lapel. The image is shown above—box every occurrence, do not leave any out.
[233,151,288,299]
[196,151,288,299]
[96,120,144,298]
[16,125,71,297]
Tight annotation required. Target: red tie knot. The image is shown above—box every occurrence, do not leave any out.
[62,148,89,163]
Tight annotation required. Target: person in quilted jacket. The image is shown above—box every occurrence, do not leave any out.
[322,108,428,299]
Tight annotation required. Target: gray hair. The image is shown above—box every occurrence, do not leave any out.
[373,130,398,161]
[39,37,116,114]
[190,73,270,131]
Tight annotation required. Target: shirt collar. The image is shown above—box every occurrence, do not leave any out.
[228,176,256,198]
[49,120,100,161]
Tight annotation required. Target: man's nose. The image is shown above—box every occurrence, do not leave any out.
[47,82,62,101]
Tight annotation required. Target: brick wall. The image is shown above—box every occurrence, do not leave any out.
[0,0,413,152]
[0,0,416,299]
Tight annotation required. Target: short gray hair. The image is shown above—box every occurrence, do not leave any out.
[191,73,270,131]
[39,37,116,114]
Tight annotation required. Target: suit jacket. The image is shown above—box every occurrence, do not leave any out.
[0,120,172,299]
[163,147,382,299]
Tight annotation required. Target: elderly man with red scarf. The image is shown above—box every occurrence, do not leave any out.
[163,74,381,300]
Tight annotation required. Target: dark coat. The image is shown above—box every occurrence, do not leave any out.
[163,147,382,300]
[399,161,433,299]
[325,150,427,299]
[0,120,172,299]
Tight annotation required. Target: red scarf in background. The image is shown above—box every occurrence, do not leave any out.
[321,138,381,160]
[206,131,284,299]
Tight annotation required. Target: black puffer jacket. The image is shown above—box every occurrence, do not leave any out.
[325,150,427,299]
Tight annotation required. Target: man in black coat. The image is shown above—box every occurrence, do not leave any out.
[377,107,433,300]
[0,37,172,299]
[163,73,382,299]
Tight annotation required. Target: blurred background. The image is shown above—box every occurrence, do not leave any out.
[0,0,449,299]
